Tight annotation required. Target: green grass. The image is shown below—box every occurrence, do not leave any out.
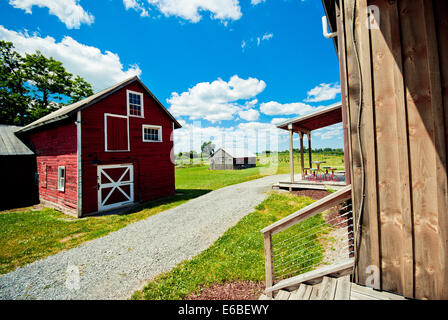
[0,152,343,276]
[0,190,205,275]
[131,192,327,300]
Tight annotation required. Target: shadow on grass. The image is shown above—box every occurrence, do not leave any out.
[94,189,212,217]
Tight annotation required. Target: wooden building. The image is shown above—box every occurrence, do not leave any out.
[275,103,348,190]
[17,76,181,217]
[209,148,256,170]
[322,0,448,299]
[0,125,38,210]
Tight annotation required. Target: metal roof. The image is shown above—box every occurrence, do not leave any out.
[276,103,342,133]
[17,76,182,134]
[0,125,34,156]
[217,147,257,159]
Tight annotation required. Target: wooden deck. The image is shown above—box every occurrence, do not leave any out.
[259,275,407,300]
[273,174,346,191]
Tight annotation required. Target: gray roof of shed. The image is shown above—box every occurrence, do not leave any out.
[0,125,34,156]
[17,76,182,134]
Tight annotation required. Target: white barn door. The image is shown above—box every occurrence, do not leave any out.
[97,164,134,211]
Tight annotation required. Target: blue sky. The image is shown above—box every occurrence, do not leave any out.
[0,0,343,153]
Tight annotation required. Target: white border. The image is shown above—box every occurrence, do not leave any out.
[142,124,163,142]
[104,113,130,152]
[58,166,65,192]
[127,90,144,118]
[97,163,134,211]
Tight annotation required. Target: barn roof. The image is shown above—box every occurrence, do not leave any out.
[217,148,257,159]
[17,76,182,134]
[276,103,342,133]
[0,125,34,156]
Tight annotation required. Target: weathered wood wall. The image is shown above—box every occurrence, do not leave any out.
[336,0,448,299]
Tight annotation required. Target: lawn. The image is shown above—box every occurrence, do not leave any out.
[0,152,343,276]
[131,192,327,300]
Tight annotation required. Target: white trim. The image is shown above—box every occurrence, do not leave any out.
[104,113,130,152]
[76,111,82,217]
[127,90,144,118]
[97,164,134,211]
[58,166,66,192]
[142,124,163,142]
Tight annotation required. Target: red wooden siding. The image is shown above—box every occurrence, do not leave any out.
[27,123,78,215]
[81,81,175,214]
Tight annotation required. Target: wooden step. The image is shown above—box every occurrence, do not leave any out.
[265,258,354,294]
[258,294,272,300]
[350,283,407,300]
[275,290,291,300]
[334,275,351,300]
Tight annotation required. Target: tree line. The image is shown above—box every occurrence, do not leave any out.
[0,40,94,126]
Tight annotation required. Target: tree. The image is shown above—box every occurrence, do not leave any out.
[201,141,215,158]
[0,41,94,125]
[69,75,94,103]
[0,41,29,125]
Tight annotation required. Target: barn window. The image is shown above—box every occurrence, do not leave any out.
[58,166,65,192]
[105,114,130,152]
[127,90,144,117]
[142,125,162,142]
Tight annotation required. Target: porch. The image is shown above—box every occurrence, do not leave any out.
[275,103,349,191]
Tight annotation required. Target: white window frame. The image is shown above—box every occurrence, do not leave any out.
[142,124,163,143]
[127,90,144,118]
[104,113,130,152]
[58,166,66,192]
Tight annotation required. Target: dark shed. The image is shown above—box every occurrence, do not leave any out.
[0,125,38,210]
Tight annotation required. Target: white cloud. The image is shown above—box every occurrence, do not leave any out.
[125,0,242,23]
[270,118,288,125]
[238,108,259,121]
[242,32,274,51]
[9,0,94,29]
[167,75,266,122]
[313,123,343,140]
[305,83,340,102]
[262,33,273,41]
[123,0,149,16]
[260,101,323,116]
[173,120,281,154]
[0,26,141,91]
[251,0,265,5]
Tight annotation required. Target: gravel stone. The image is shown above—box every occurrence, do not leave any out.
[0,174,287,300]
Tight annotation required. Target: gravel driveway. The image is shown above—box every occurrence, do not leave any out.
[0,174,287,300]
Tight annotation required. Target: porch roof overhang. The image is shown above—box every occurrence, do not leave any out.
[276,103,342,134]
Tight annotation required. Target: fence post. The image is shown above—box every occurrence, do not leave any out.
[264,231,274,298]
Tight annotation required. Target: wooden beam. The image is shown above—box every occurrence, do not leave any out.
[264,232,274,298]
[265,259,354,294]
[289,128,294,189]
[299,132,305,177]
[307,132,312,168]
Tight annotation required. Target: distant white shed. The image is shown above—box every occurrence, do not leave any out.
[209,148,257,170]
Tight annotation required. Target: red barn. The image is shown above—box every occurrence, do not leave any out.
[17,76,181,217]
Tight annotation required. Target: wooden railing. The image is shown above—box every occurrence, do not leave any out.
[261,185,352,296]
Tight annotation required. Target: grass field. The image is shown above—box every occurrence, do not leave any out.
[132,192,326,300]
[0,152,343,276]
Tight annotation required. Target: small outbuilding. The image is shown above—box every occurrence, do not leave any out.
[0,125,38,210]
[16,76,182,217]
[209,148,256,170]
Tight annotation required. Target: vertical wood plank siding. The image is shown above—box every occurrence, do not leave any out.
[81,81,175,215]
[336,0,448,299]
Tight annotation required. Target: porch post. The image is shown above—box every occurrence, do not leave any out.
[288,124,294,191]
[307,132,312,168]
[299,132,305,177]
